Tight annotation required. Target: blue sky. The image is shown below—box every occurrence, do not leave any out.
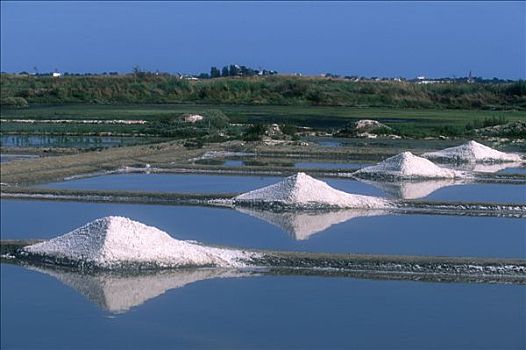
[1,1,524,78]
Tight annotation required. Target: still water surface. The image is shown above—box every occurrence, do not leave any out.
[223,160,369,170]
[0,154,39,163]
[295,161,368,169]
[4,171,526,349]
[43,173,526,203]
[1,263,524,349]
[2,199,525,258]
[1,135,159,148]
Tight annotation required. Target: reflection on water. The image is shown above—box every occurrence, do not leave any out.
[2,263,524,349]
[0,154,39,163]
[3,199,525,258]
[359,179,466,200]
[223,160,244,167]
[43,173,383,196]
[26,265,248,314]
[222,160,369,170]
[355,178,525,203]
[1,135,159,149]
[43,172,524,204]
[237,208,388,240]
[443,162,525,174]
[294,161,368,170]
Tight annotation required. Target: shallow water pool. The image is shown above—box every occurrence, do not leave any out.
[222,159,369,170]
[1,263,524,349]
[2,199,525,258]
[294,161,369,170]
[43,174,383,196]
[0,135,160,148]
[0,153,39,163]
[499,166,526,175]
[43,173,526,203]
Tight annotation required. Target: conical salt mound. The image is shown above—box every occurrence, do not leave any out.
[422,140,522,163]
[354,152,463,180]
[234,172,390,209]
[24,216,255,269]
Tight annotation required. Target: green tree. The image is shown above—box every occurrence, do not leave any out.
[210,67,221,78]
[229,65,240,76]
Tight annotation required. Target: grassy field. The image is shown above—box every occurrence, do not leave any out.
[2,75,524,138]
[2,103,525,137]
[3,75,524,108]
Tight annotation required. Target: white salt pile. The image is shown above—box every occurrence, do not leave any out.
[337,119,393,138]
[181,114,204,123]
[234,172,391,209]
[189,151,254,162]
[422,140,522,163]
[354,152,464,180]
[354,119,391,132]
[24,216,257,269]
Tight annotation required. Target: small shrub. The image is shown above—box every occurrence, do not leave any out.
[1,96,29,108]
[505,81,526,96]
[280,124,297,136]
[466,116,508,130]
[201,109,230,129]
[183,140,204,149]
[243,124,267,141]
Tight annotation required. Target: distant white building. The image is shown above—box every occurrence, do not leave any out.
[417,80,439,85]
[467,71,474,84]
[52,72,62,78]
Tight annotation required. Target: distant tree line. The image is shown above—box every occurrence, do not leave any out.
[207,65,277,79]
[4,67,518,85]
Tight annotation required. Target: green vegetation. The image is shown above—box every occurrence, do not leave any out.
[2,102,524,139]
[0,122,147,135]
[242,124,268,141]
[465,116,509,131]
[145,109,232,138]
[2,74,525,109]
[1,75,525,140]
[1,96,29,108]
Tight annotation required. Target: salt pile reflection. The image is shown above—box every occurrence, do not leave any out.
[27,266,249,314]
[358,179,467,200]
[442,162,524,174]
[236,207,388,240]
